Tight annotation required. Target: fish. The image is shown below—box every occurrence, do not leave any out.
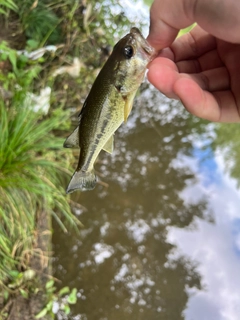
[64,27,156,193]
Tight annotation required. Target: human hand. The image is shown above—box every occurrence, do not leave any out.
[147,0,240,122]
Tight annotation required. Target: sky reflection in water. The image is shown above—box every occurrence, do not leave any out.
[53,86,240,320]
[169,148,240,320]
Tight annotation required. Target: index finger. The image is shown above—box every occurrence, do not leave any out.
[171,26,216,62]
[147,0,240,51]
[147,0,194,50]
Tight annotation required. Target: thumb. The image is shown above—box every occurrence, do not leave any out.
[147,0,240,51]
[147,0,194,51]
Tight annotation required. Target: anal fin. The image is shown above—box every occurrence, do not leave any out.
[63,126,79,148]
[102,135,114,154]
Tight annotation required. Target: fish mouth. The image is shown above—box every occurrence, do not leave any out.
[130,27,157,62]
[142,43,157,60]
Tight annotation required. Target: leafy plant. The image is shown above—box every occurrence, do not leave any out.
[0,60,80,284]
[35,280,77,318]
[0,0,18,15]
[14,0,62,45]
[0,41,18,75]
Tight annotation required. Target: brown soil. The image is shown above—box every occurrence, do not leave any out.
[0,13,26,50]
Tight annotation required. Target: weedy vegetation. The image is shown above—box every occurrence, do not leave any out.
[0,38,80,318]
[0,0,17,16]
[0,87,79,281]
[35,279,77,318]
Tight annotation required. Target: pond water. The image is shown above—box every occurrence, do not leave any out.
[53,83,240,320]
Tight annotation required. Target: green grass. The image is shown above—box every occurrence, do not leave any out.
[0,0,17,15]
[0,86,79,284]
[13,0,62,45]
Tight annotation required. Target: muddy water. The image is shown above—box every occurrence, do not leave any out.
[53,84,240,320]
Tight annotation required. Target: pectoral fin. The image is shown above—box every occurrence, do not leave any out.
[102,135,114,154]
[124,89,137,123]
[63,126,79,148]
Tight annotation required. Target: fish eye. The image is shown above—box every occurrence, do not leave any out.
[123,45,134,59]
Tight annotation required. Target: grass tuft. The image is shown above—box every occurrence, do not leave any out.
[0,89,79,284]
[0,0,18,15]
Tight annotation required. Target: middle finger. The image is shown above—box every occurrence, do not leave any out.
[176,49,224,73]
[187,66,230,92]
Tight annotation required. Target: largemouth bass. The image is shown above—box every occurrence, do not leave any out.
[64,27,156,193]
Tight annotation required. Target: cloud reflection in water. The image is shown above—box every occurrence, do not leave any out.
[168,149,240,320]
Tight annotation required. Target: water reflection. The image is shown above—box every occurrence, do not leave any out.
[168,150,240,320]
[53,85,240,320]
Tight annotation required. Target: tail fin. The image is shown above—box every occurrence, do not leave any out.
[66,169,97,194]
